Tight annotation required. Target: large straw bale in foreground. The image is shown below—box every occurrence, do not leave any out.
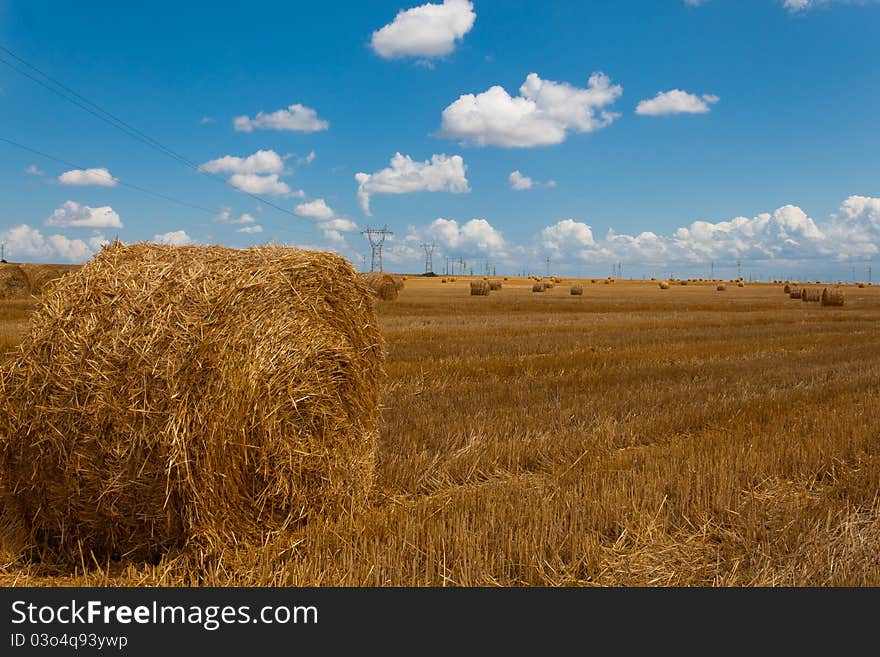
[821,287,845,306]
[360,272,399,300]
[470,280,490,296]
[0,243,384,563]
[0,265,30,300]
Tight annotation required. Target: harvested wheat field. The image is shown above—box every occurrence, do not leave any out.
[1,274,879,586]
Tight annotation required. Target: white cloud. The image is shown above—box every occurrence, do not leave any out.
[45,201,123,228]
[823,195,880,259]
[228,173,296,197]
[301,150,316,165]
[200,116,215,124]
[439,72,622,147]
[428,217,505,254]
[509,170,556,191]
[371,0,476,60]
[24,164,42,176]
[199,150,285,175]
[233,104,328,133]
[355,152,470,214]
[0,224,105,262]
[153,230,196,246]
[321,217,359,233]
[509,170,534,190]
[295,199,335,220]
[215,209,256,224]
[58,167,118,187]
[636,90,719,116]
[541,219,596,257]
[237,225,263,234]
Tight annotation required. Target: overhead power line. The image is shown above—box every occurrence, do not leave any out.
[0,44,305,221]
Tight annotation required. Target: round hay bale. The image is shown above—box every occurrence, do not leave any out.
[0,264,30,300]
[789,288,801,299]
[784,284,791,294]
[737,281,745,288]
[821,287,845,306]
[18,263,63,296]
[717,284,727,291]
[858,282,866,288]
[393,277,405,291]
[680,280,688,286]
[361,272,399,301]
[570,284,583,296]
[802,288,821,302]
[441,278,447,283]
[0,243,384,564]
[544,281,555,289]
[532,282,544,293]
[659,281,670,290]
[470,280,490,296]
[489,281,502,291]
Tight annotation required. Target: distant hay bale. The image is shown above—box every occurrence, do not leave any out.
[737,281,745,288]
[503,277,508,281]
[659,281,670,290]
[821,287,845,306]
[680,280,688,286]
[532,282,544,292]
[784,284,791,294]
[0,264,30,300]
[570,284,583,295]
[489,281,502,291]
[802,288,821,302]
[552,276,562,284]
[591,279,597,284]
[717,284,727,291]
[449,277,456,282]
[470,280,490,296]
[858,282,866,288]
[544,281,555,289]
[0,243,384,564]
[19,263,63,296]
[361,272,399,300]
[441,278,447,283]
[789,287,801,299]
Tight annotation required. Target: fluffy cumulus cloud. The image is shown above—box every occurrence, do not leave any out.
[295,199,335,220]
[228,173,299,197]
[428,217,505,253]
[636,90,719,116]
[509,170,555,190]
[199,150,285,175]
[540,219,596,257]
[153,230,196,246]
[823,195,880,259]
[58,167,118,186]
[439,72,623,147]
[233,104,328,133]
[45,201,123,228]
[355,152,470,214]
[215,209,257,224]
[371,0,475,60]
[0,224,107,262]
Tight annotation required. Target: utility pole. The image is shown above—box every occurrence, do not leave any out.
[361,225,393,272]
[0,242,6,263]
[869,265,872,285]
[737,260,742,280]
[710,260,714,280]
[420,242,435,274]
[546,256,551,278]
[459,256,466,276]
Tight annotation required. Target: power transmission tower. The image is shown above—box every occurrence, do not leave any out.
[710,261,714,279]
[420,242,435,274]
[546,256,550,277]
[737,260,742,279]
[869,265,872,284]
[459,256,466,276]
[0,242,6,263]
[361,225,393,272]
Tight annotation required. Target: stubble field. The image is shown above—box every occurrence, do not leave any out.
[1,275,879,585]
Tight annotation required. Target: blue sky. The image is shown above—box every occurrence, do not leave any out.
[1,0,878,279]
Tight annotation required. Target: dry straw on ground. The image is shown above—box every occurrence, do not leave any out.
[470,280,490,296]
[361,272,399,301]
[570,284,583,296]
[18,264,63,296]
[821,287,845,306]
[0,242,384,565]
[0,265,30,300]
